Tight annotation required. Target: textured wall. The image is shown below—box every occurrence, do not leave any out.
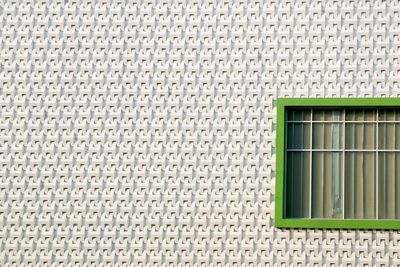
[1,0,400,265]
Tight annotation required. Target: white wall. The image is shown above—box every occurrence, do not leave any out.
[1,0,400,265]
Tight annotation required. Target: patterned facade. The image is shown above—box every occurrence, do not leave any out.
[1,0,400,265]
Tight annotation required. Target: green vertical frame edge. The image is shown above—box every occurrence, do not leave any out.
[276,98,400,230]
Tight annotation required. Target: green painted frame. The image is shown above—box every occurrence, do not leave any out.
[276,98,400,229]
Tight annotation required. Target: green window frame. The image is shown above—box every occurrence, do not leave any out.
[276,98,400,229]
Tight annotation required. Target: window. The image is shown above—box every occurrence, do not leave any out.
[276,98,400,229]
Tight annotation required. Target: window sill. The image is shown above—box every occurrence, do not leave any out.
[276,217,400,230]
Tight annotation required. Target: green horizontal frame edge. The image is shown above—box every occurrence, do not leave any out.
[275,97,400,230]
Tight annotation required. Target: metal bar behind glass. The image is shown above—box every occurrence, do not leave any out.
[287,120,400,123]
[309,109,313,219]
[287,149,400,152]
[300,113,304,215]
[284,110,288,217]
[376,108,379,219]
[342,109,345,219]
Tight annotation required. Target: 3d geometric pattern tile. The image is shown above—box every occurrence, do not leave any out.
[1,0,400,265]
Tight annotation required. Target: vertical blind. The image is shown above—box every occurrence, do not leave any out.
[286,108,400,219]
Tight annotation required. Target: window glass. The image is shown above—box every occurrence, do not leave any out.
[286,152,310,218]
[345,123,376,150]
[378,123,400,150]
[285,108,388,220]
[344,152,376,219]
[378,109,398,121]
[378,152,400,219]
[311,152,343,218]
[313,123,342,149]
[287,123,310,149]
[345,109,376,121]
[288,109,311,121]
[313,109,342,121]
